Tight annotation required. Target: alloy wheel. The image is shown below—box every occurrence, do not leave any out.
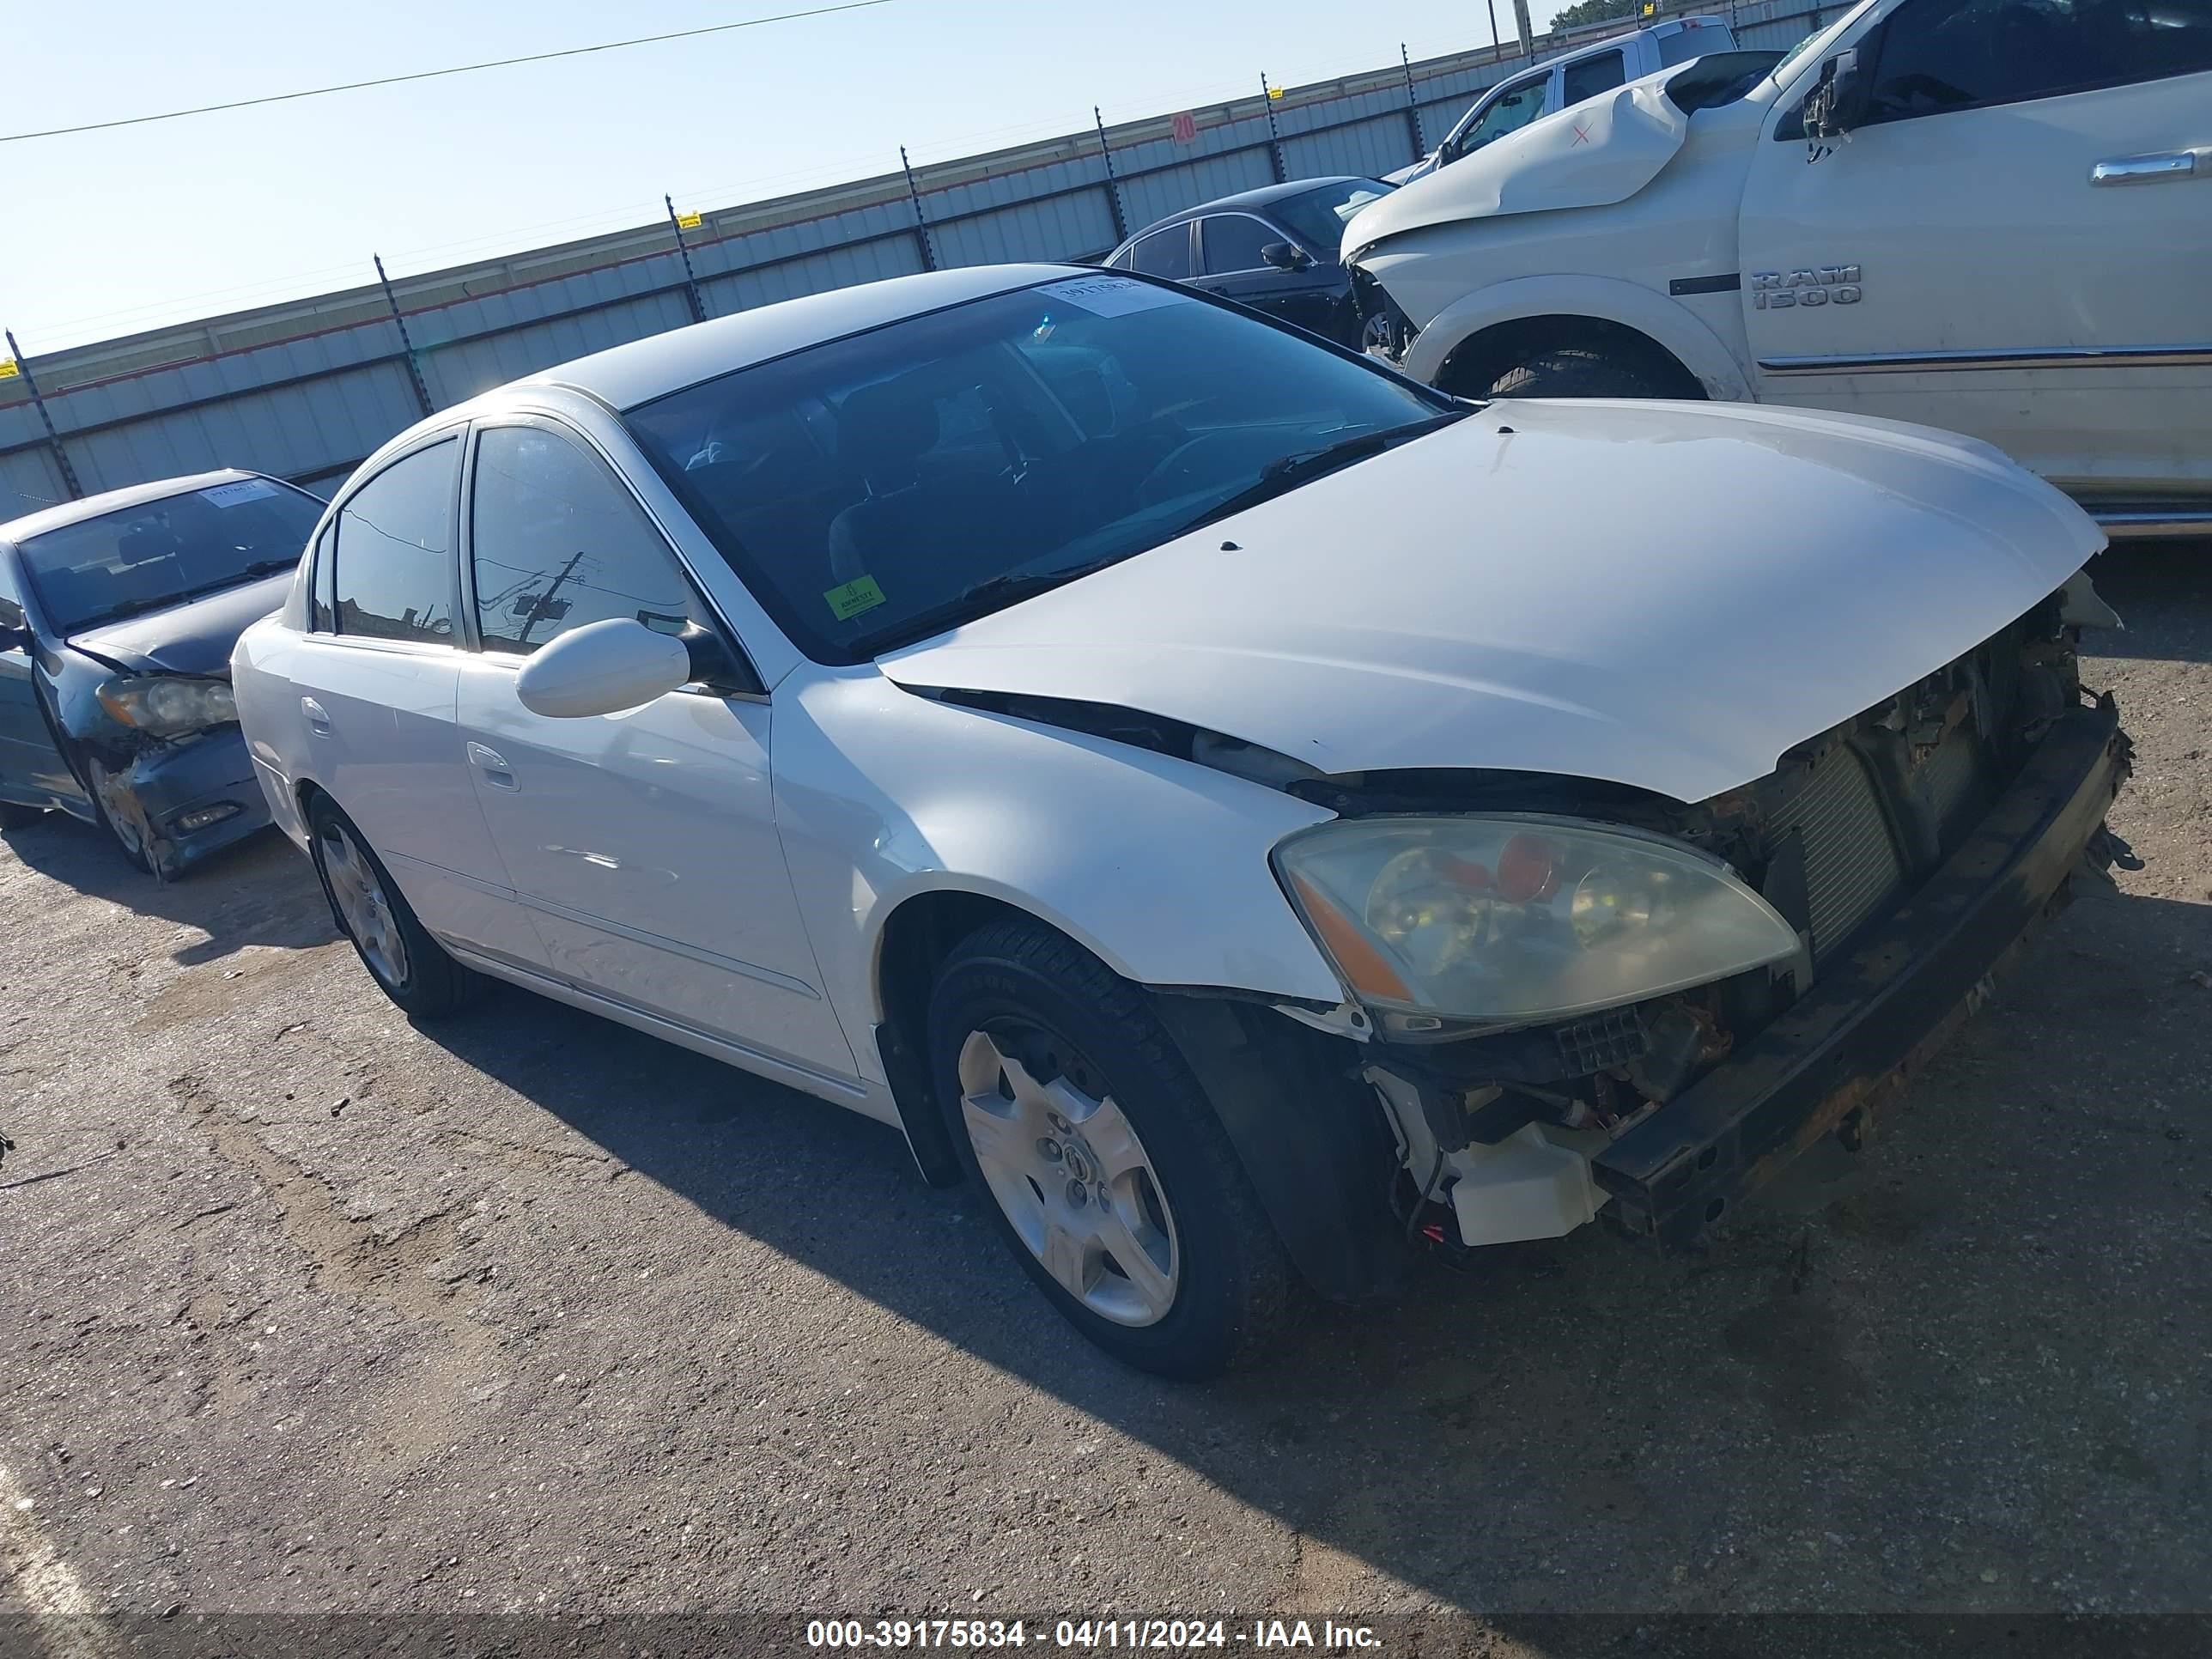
[320,821,410,988]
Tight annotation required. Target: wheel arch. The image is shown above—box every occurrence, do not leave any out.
[1406,274,1752,401]
[869,883,1156,1188]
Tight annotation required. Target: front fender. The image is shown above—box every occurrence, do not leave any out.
[773,670,1347,1085]
[1403,272,1753,401]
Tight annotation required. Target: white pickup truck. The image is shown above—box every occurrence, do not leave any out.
[1389,14,1741,184]
[1347,0,2212,538]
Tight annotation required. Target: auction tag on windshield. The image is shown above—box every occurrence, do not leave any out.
[1036,274,1188,318]
[200,478,282,508]
[823,574,886,621]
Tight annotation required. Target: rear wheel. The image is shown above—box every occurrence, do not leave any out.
[307,796,485,1019]
[927,917,1294,1379]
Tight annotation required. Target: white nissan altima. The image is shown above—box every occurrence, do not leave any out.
[234,264,2130,1377]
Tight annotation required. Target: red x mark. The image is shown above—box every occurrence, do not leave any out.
[1571,120,1593,146]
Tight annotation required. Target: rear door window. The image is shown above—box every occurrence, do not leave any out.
[1127,225,1194,279]
[331,439,460,645]
[1562,49,1628,104]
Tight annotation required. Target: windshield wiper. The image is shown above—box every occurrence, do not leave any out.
[1175,410,1471,535]
[870,560,1121,652]
[84,592,191,623]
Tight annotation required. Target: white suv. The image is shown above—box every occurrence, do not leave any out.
[1349,0,2212,538]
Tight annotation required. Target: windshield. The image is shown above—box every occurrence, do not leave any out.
[624,276,1456,664]
[1271,179,1395,253]
[19,478,323,635]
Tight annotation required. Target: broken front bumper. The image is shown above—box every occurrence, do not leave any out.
[1593,698,2130,1244]
[103,725,273,877]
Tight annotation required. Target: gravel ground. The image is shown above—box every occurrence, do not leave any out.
[1,544,2207,1653]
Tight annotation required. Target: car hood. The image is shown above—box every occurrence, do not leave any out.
[1345,68,1692,255]
[64,572,293,677]
[878,401,2105,804]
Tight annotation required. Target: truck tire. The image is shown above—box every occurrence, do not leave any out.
[926,915,1296,1379]
[1487,344,1695,400]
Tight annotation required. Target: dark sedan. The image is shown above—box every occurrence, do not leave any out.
[1101,176,1395,349]
[0,471,324,878]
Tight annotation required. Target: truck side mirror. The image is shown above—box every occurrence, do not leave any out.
[1804,48,1866,144]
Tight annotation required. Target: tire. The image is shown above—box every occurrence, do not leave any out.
[307,795,486,1020]
[1486,344,1694,400]
[0,801,46,831]
[82,757,159,877]
[926,916,1295,1380]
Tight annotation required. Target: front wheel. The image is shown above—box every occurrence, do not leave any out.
[927,917,1294,1379]
[1484,344,1697,400]
[307,796,485,1020]
[83,757,160,877]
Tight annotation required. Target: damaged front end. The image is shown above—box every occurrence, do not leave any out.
[1146,580,2130,1287]
[1310,581,2131,1258]
[65,670,268,878]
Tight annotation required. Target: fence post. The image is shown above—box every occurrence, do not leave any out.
[665,196,709,325]
[1093,106,1129,246]
[1399,45,1426,161]
[1259,73,1286,184]
[1510,0,1534,57]
[3,329,83,501]
[373,256,436,419]
[1486,0,1503,53]
[899,146,939,271]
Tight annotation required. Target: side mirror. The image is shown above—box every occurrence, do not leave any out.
[0,596,28,653]
[1804,48,1866,143]
[515,617,692,718]
[1261,240,1311,273]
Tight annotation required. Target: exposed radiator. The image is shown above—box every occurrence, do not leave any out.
[1769,744,1908,960]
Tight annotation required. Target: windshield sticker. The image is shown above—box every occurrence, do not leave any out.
[823,574,887,622]
[1036,275,1188,318]
[199,478,283,509]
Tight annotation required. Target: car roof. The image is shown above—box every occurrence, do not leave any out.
[520,264,1084,412]
[1120,176,1379,245]
[0,469,263,544]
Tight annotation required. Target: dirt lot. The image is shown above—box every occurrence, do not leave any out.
[3,545,2209,1652]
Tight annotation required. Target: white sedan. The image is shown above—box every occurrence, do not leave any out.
[234,264,2129,1377]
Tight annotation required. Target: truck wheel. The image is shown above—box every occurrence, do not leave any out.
[307,795,485,1020]
[1486,344,1696,400]
[926,916,1295,1380]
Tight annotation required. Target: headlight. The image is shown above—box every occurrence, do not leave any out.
[95,676,237,738]
[1273,816,1800,1030]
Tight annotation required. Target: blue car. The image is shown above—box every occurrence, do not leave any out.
[0,471,325,878]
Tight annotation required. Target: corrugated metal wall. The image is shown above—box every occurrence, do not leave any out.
[0,0,1830,520]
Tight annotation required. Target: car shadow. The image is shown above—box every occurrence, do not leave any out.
[402,875,2212,1614]
[2085,541,2212,665]
[0,814,335,965]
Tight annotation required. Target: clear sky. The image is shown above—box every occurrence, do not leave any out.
[4,0,1569,354]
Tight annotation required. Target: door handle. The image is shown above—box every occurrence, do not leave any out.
[301,696,331,735]
[2090,150,2203,186]
[466,740,518,790]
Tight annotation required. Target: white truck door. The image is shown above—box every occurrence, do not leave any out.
[1739,0,2212,508]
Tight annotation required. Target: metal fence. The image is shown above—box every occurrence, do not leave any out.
[0,0,1828,520]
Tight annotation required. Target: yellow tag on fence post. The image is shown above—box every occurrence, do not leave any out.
[0,360,19,380]
[675,210,703,231]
